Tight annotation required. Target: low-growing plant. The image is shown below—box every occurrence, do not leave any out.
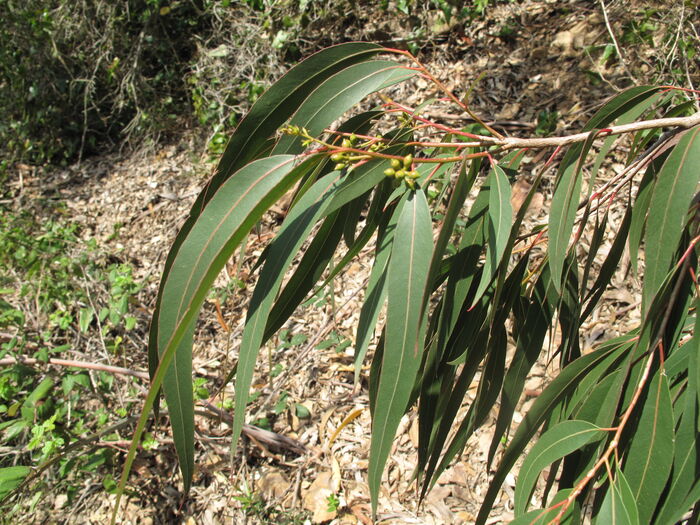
[117,43,700,524]
[0,207,143,514]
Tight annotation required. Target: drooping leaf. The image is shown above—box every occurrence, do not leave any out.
[232,171,345,450]
[427,156,480,288]
[654,327,700,525]
[515,420,605,515]
[273,61,415,155]
[628,150,669,276]
[556,253,581,366]
[418,291,492,498]
[434,171,491,359]
[548,86,662,292]
[415,155,481,471]
[317,178,392,298]
[488,265,557,466]
[157,155,319,490]
[622,371,674,523]
[580,211,609,299]
[596,469,640,525]
[368,189,433,515]
[425,322,509,492]
[354,194,403,378]
[643,126,700,314]
[148,43,383,388]
[548,130,598,294]
[475,341,626,525]
[114,155,317,521]
[582,207,632,321]
[264,205,350,340]
[472,164,512,305]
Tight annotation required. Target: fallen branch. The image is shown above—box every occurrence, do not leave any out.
[0,354,307,455]
[0,355,149,379]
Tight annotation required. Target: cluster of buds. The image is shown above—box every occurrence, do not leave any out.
[281,124,308,136]
[330,134,359,171]
[367,140,386,152]
[384,154,420,188]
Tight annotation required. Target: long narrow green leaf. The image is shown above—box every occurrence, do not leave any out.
[369,189,433,515]
[582,208,632,320]
[622,371,674,523]
[113,155,315,523]
[515,420,604,515]
[628,151,668,276]
[415,156,481,473]
[655,329,699,525]
[435,171,490,356]
[596,470,640,525]
[425,321,509,491]
[354,195,403,378]
[419,305,491,499]
[232,171,344,450]
[148,42,383,402]
[548,130,598,293]
[488,266,557,466]
[317,179,392,296]
[548,86,661,291]
[427,156,479,285]
[161,155,319,491]
[422,254,530,494]
[472,165,512,304]
[263,206,349,341]
[642,126,700,314]
[273,61,414,155]
[475,342,624,525]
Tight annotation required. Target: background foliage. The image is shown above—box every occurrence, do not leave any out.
[0,0,525,169]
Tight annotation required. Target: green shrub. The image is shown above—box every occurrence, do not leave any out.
[0,1,212,165]
[0,1,502,169]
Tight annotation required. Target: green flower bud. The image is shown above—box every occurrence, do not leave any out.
[331,153,344,163]
[395,169,406,178]
[342,139,352,148]
[391,158,401,169]
[408,170,420,179]
[403,154,413,168]
[384,168,396,177]
[349,133,357,143]
[334,163,346,171]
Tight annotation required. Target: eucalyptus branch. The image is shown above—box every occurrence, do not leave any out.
[329,104,699,160]
[388,104,700,150]
[551,250,695,524]
[493,111,700,150]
